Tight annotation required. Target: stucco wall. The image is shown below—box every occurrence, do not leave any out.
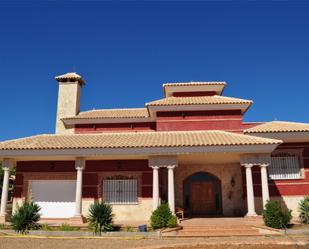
[254,195,304,218]
[174,163,245,216]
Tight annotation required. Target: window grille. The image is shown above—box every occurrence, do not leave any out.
[269,152,301,180]
[103,176,138,204]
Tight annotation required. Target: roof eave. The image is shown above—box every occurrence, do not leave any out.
[0,143,281,159]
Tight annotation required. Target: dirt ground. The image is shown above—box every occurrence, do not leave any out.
[0,235,308,249]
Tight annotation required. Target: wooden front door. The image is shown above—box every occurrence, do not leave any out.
[189,181,215,215]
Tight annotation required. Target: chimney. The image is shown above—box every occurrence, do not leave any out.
[55,72,85,134]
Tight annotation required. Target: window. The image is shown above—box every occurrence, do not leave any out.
[269,151,302,180]
[103,176,138,204]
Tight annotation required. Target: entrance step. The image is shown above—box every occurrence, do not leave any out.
[163,225,262,237]
[175,228,260,237]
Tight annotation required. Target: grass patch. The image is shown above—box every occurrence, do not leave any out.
[40,223,80,231]
[0,223,11,230]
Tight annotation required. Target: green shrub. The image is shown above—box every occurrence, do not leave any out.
[298,195,309,224]
[59,223,80,231]
[150,202,178,229]
[263,200,292,229]
[40,223,52,231]
[10,202,41,234]
[87,202,113,235]
[124,226,134,232]
[167,215,178,228]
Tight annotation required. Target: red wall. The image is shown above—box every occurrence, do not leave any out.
[172,91,217,97]
[241,142,309,197]
[156,110,244,132]
[75,122,156,133]
[15,160,152,199]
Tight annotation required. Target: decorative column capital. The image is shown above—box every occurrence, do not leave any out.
[149,156,178,169]
[150,166,160,170]
[260,163,270,168]
[167,165,176,170]
[241,163,254,168]
[75,157,85,171]
[2,159,13,171]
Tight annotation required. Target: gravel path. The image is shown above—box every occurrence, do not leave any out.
[0,235,308,249]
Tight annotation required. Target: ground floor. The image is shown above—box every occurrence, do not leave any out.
[1,151,305,225]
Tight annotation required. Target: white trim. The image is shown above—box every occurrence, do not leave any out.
[0,144,279,158]
[246,132,309,142]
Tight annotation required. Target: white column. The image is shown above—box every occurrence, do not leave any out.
[243,163,257,216]
[74,158,85,217]
[260,163,270,208]
[152,166,160,211]
[0,159,13,221]
[167,165,175,214]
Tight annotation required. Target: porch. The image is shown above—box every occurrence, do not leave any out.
[1,153,273,225]
[0,130,281,224]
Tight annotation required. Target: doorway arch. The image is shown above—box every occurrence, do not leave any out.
[183,172,222,216]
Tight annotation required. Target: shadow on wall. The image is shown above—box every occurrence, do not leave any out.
[242,166,294,216]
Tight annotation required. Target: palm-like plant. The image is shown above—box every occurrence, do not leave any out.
[298,195,309,224]
[10,202,41,234]
[87,202,113,235]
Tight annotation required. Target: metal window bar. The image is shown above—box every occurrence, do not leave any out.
[103,179,138,204]
[269,155,300,180]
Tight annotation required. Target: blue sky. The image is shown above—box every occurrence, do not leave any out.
[0,1,308,141]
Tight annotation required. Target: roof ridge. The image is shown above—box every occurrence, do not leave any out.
[163,82,226,87]
[79,107,147,113]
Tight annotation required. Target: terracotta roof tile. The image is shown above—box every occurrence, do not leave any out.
[55,72,84,84]
[146,95,252,106]
[163,82,226,87]
[0,131,281,151]
[245,121,309,133]
[63,108,149,120]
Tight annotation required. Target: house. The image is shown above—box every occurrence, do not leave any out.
[0,72,308,225]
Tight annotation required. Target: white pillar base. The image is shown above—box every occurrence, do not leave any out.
[246,211,258,217]
[0,214,8,223]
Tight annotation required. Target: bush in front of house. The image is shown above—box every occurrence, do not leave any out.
[167,215,178,228]
[150,202,178,229]
[298,195,309,224]
[87,202,114,235]
[10,202,41,234]
[263,200,292,229]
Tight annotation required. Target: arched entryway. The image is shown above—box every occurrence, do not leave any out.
[183,172,222,216]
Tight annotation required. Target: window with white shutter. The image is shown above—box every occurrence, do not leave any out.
[269,151,302,180]
[103,176,138,204]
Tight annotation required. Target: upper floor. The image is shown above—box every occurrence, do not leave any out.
[55,72,261,134]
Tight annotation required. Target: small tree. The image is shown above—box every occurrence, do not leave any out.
[10,202,41,234]
[151,202,178,229]
[263,200,292,229]
[298,195,309,225]
[87,202,114,235]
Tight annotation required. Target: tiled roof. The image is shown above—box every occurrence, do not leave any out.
[0,131,281,151]
[63,108,149,120]
[163,82,226,87]
[55,72,84,84]
[245,121,309,133]
[146,95,253,106]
